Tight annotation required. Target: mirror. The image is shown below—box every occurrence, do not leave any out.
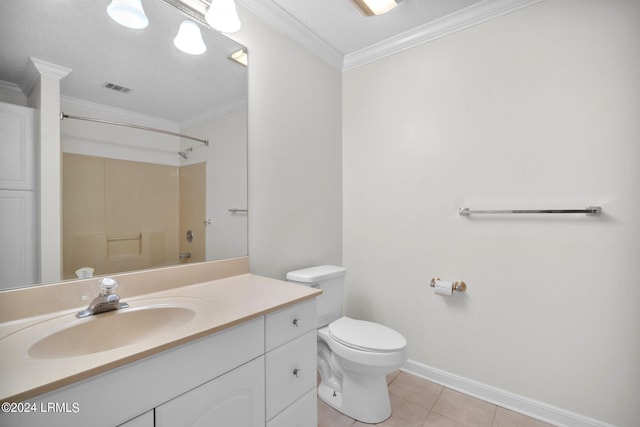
[0,0,247,289]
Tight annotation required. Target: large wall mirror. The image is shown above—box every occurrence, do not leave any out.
[0,0,248,289]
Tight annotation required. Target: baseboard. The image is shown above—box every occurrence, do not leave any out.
[402,359,615,427]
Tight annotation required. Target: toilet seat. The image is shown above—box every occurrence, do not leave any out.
[329,317,406,352]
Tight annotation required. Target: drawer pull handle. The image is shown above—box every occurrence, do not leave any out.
[292,318,301,327]
[293,368,302,378]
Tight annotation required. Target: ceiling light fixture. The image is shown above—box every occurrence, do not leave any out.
[351,0,398,16]
[228,48,248,66]
[206,0,242,33]
[107,0,149,29]
[174,20,207,55]
[107,1,244,56]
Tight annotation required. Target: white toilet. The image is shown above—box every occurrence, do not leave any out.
[286,265,407,424]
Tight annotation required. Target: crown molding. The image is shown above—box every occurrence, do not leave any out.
[344,0,546,70]
[0,80,25,97]
[238,0,544,72]
[20,57,72,97]
[179,97,247,129]
[236,0,344,69]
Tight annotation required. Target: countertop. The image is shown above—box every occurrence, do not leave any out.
[0,273,321,403]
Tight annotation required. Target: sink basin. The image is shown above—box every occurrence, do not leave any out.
[0,297,207,360]
[28,304,197,359]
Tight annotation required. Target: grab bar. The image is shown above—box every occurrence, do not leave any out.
[459,206,601,216]
[106,233,142,241]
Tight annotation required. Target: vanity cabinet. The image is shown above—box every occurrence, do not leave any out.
[2,298,317,427]
[265,298,318,426]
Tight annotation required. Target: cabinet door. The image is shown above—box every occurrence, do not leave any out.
[0,102,35,190]
[0,102,36,290]
[156,356,264,427]
[0,190,37,289]
[118,410,154,427]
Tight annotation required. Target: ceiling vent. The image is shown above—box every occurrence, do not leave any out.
[103,82,131,93]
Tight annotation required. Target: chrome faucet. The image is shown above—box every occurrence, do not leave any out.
[76,278,129,318]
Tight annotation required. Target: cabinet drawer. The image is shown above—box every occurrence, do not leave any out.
[265,298,316,351]
[267,388,317,427]
[266,330,317,420]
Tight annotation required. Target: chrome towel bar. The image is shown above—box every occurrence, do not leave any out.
[459,206,601,216]
[228,208,248,214]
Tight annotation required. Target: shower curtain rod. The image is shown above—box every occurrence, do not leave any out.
[60,112,209,146]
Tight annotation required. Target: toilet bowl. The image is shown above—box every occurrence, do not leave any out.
[317,316,407,423]
[286,266,408,424]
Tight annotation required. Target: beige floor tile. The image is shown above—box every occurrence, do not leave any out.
[388,371,444,410]
[423,412,467,427]
[354,394,430,427]
[387,370,401,384]
[317,372,555,427]
[492,407,555,427]
[318,398,356,427]
[432,389,496,427]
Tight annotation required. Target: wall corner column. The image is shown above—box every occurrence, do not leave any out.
[23,58,71,284]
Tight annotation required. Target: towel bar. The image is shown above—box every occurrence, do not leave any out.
[459,206,601,216]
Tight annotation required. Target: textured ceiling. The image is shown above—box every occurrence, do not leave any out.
[0,0,246,124]
[0,0,540,121]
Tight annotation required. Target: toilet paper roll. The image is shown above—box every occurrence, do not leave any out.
[434,280,453,296]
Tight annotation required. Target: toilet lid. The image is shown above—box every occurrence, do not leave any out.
[328,317,407,352]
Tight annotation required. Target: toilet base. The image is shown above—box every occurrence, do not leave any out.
[318,371,391,424]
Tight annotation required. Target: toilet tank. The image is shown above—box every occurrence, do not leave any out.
[286,265,347,328]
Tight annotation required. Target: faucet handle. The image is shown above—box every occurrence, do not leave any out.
[99,277,119,295]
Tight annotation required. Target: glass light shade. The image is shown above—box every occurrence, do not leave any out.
[173,20,207,55]
[107,0,149,29]
[206,0,242,33]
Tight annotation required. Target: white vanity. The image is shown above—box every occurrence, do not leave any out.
[0,258,321,427]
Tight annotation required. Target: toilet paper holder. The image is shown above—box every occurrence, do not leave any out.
[430,277,467,292]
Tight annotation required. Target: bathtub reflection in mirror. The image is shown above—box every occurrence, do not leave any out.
[0,0,247,289]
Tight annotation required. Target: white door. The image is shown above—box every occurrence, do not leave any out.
[0,102,37,289]
[155,356,265,427]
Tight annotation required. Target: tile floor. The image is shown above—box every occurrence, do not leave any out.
[317,371,555,427]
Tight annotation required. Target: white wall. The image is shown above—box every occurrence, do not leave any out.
[232,7,343,279]
[343,0,639,426]
[181,107,248,261]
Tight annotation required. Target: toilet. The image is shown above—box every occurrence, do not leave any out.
[286,265,407,424]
